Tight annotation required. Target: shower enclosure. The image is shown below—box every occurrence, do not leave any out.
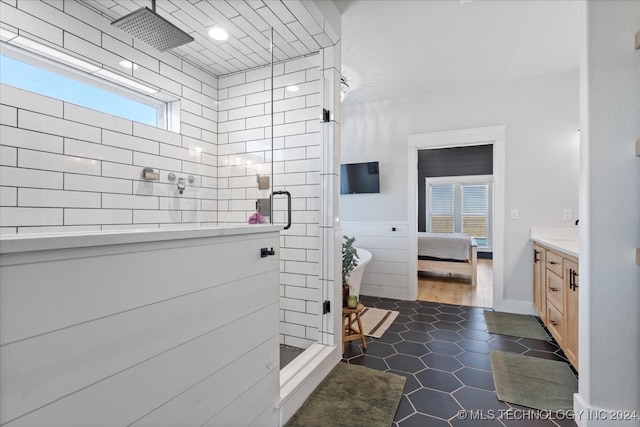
[214,29,339,369]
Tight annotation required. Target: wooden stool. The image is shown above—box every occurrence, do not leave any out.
[342,303,367,354]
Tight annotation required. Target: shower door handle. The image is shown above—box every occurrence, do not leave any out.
[272,190,292,230]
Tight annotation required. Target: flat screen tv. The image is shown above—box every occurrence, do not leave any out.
[340,161,380,194]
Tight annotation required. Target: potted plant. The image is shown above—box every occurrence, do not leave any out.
[342,235,359,307]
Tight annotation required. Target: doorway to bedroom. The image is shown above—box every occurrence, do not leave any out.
[407,126,506,310]
[418,145,493,307]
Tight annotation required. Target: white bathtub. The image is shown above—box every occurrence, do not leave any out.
[347,247,372,297]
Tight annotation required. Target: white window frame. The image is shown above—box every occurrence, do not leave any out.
[1,43,176,130]
[425,174,493,250]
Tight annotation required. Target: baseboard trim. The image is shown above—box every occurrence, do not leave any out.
[573,393,639,426]
[493,299,536,315]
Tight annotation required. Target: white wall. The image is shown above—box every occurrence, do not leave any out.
[0,1,218,234]
[574,0,640,422]
[340,71,579,307]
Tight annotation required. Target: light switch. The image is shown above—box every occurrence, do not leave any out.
[510,209,519,220]
[563,209,572,220]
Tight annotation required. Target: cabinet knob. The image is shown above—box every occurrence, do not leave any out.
[549,287,559,292]
[550,320,559,326]
[549,261,558,265]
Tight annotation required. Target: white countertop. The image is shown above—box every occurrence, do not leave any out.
[531,227,579,258]
[0,224,282,254]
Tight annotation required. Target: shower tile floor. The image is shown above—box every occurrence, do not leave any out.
[280,344,305,369]
[343,295,578,427]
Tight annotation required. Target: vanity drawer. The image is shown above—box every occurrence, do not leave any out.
[546,270,564,313]
[546,302,565,346]
[546,250,564,277]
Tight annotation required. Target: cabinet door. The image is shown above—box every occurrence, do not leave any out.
[533,244,546,321]
[564,258,579,370]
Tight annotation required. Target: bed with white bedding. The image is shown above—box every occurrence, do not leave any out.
[417,232,478,286]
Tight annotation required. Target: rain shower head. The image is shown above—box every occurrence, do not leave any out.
[111,0,193,52]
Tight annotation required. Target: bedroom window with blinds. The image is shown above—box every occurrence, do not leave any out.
[427,176,492,248]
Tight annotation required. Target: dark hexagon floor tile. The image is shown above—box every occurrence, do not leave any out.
[430,329,463,342]
[452,387,510,412]
[417,300,442,309]
[406,320,437,332]
[365,341,398,357]
[458,339,494,354]
[433,321,463,331]
[461,320,489,331]
[488,337,528,353]
[347,354,389,371]
[409,313,438,324]
[450,414,506,427]
[522,349,569,362]
[437,304,465,314]
[377,331,404,345]
[518,337,559,352]
[415,368,463,392]
[396,300,420,309]
[455,351,492,371]
[343,343,365,359]
[425,340,463,356]
[398,412,449,427]
[376,301,401,310]
[394,341,429,357]
[385,353,427,374]
[388,369,422,394]
[414,306,440,315]
[499,411,560,427]
[420,352,463,372]
[400,329,432,343]
[407,388,463,420]
[454,367,496,391]
[396,306,418,316]
[458,328,492,341]
[435,312,464,322]
[393,394,416,421]
[387,322,410,333]
[395,314,414,324]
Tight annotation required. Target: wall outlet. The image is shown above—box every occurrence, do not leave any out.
[510,208,519,220]
[563,209,572,220]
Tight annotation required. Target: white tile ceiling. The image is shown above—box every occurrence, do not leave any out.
[81,0,336,76]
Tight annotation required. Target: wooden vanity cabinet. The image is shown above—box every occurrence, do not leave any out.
[532,243,579,370]
[564,258,579,370]
[532,244,546,323]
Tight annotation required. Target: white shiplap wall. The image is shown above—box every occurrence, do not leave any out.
[0,1,218,234]
[341,221,411,300]
[217,55,322,349]
[0,230,281,426]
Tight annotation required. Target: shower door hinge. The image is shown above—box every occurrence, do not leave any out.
[322,300,331,314]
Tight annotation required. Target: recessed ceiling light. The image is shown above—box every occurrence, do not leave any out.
[208,26,228,41]
[119,60,138,71]
[286,85,299,92]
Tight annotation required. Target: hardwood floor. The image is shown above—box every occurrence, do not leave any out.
[417,259,493,308]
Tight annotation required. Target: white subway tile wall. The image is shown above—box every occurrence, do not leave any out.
[0,1,339,353]
[0,1,218,234]
[217,56,322,348]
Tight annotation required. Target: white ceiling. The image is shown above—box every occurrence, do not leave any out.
[335,0,580,105]
[81,0,337,76]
